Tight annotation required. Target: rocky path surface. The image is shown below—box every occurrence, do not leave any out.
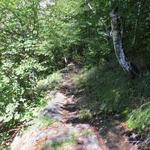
[11,65,139,150]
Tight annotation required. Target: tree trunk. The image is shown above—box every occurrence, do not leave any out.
[110,7,140,78]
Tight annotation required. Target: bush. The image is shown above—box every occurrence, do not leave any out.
[128,103,150,130]
[36,72,63,91]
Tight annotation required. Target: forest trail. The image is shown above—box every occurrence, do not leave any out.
[11,64,138,150]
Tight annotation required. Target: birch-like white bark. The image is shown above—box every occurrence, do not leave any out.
[110,9,131,72]
[110,8,140,78]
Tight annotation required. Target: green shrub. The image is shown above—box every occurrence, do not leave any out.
[36,72,63,91]
[128,103,150,130]
[79,109,92,120]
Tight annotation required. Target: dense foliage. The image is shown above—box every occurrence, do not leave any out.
[0,0,149,147]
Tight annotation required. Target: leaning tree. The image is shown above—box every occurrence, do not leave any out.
[110,0,140,78]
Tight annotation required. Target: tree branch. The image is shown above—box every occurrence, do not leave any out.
[85,0,96,14]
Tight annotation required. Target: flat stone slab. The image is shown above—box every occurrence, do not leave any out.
[11,122,108,150]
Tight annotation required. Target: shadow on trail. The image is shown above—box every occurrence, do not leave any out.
[72,62,150,150]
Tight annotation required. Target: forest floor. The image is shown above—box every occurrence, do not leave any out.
[11,64,141,150]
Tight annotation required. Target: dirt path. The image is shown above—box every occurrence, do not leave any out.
[11,65,138,150]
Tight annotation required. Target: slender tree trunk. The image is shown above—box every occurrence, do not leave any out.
[132,1,142,47]
[110,7,139,78]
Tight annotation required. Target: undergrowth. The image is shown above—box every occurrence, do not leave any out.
[41,134,76,150]
[0,71,63,148]
[36,72,63,91]
[74,61,150,131]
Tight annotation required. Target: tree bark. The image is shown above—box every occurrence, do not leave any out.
[110,7,139,78]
